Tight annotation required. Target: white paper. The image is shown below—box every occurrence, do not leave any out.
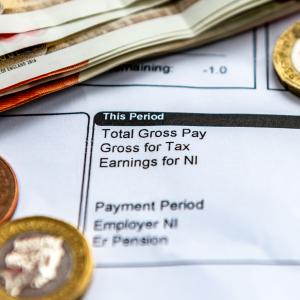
[2,13,300,300]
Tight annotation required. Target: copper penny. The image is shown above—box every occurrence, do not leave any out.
[0,157,18,224]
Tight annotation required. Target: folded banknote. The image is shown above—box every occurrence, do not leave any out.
[0,0,299,112]
[0,0,143,33]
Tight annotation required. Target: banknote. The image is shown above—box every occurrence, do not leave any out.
[0,0,143,33]
[0,0,70,13]
[0,0,274,92]
[0,0,299,111]
[0,0,168,56]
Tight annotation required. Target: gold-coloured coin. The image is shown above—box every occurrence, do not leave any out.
[0,216,93,300]
[273,21,300,95]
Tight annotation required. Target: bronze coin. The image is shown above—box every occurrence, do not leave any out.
[0,157,18,224]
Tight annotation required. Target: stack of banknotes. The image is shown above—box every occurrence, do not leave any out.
[1,0,300,112]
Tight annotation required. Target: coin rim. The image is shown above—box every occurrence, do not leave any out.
[0,157,18,225]
[0,216,93,300]
[273,22,300,95]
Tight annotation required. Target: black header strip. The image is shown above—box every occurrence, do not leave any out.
[94,112,300,129]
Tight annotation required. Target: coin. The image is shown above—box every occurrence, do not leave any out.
[0,216,93,300]
[0,157,18,224]
[273,21,300,95]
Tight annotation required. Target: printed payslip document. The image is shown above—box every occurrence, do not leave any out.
[2,13,300,300]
